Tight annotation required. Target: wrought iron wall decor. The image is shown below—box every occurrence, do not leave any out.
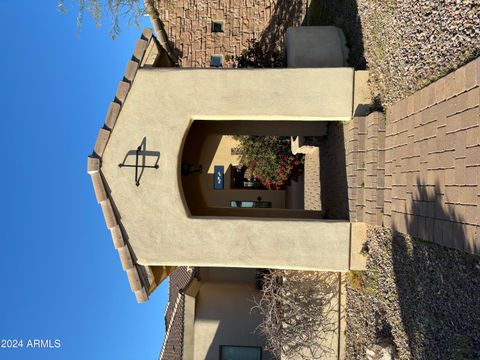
[118,137,160,186]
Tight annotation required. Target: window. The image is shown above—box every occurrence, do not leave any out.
[230,200,272,208]
[211,55,223,67]
[212,20,224,33]
[220,346,262,360]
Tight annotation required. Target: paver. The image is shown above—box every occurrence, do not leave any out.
[383,61,480,255]
[347,59,479,255]
[346,112,385,225]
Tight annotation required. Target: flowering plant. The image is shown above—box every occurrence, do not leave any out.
[232,136,304,189]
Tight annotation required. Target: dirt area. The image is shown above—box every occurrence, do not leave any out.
[309,0,480,106]
[345,226,480,359]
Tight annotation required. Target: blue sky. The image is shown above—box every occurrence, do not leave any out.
[0,1,168,359]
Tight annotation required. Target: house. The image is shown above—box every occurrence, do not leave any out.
[151,0,308,67]
[159,266,344,360]
[87,27,367,300]
[88,19,369,358]
[159,267,274,360]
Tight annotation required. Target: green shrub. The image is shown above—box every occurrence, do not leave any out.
[232,135,304,188]
[228,39,284,68]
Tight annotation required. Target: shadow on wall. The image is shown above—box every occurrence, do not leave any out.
[167,35,183,65]
[306,0,366,69]
[195,276,274,360]
[100,176,154,291]
[257,0,307,60]
[390,178,480,359]
[180,124,222,214]
[319,122,349,220]
[118,137,160,187]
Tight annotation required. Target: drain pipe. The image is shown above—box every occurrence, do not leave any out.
[144,0,177,64]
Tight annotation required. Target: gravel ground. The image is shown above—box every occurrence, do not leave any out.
[312,0,480,106]
[345,226,480,359]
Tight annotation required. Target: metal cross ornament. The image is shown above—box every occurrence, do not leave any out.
[118,137,160,186]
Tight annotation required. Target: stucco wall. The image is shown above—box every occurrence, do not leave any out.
[204,135,241,173]
[101,68,353,270]
[193,280,272,360]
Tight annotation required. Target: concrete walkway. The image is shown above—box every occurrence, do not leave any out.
[347,57,480,255]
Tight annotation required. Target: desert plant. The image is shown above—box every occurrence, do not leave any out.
[347,270,366,291]
[254,270,339,359]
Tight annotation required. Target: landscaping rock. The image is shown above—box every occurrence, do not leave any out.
[346,226,480,359]
[365,339,396,360]
[316,0,480,106]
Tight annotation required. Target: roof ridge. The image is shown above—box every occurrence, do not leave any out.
[87,28,162,303]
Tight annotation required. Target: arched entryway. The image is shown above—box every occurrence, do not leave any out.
[180,120,330,219]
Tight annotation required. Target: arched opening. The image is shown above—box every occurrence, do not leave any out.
[180,120,331,219]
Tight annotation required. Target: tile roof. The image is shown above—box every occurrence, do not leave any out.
[87,28,174,303]
[159,267,197,360]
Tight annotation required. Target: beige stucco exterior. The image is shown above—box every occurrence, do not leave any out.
[184,269,345,360]
[192,268,273,360]
[100,67,354,271]
[117,67,354,121]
